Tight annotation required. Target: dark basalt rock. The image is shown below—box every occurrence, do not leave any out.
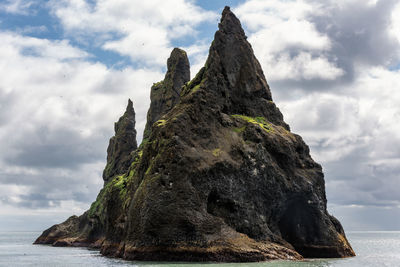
[34,6,355,262]
[103,99,137,182]
[143,48,190,139]
[33,212,104,248]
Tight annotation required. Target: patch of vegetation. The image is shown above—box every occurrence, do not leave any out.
[155,119,167,127]
[88,172,132,219]
[192,84,201,93]
[232,115,272,133]
[212,148,222,157]
[233,126,246,133]
[88,189,106,218]
[110,175,129,203]
[152,81,163,87]
[129,148,144,171]
[181,67,206,96]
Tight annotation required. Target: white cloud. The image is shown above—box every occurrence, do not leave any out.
[182,41,210,77]
[0,32,89,61]
[0,31,163,219]
[235,0,344,82]
[235,0,318,31]
[15,25,48,35]
[48,0,216,65]
[279,66,400,164]
[262,52,344,81]
[0,0,35,15]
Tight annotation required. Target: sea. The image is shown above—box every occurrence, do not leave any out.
[0,231,399,267]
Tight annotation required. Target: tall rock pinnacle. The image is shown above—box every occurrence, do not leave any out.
[103,99,137,182]
[183,6,286,128]
[207,6,272,100]
[143,48,190,139]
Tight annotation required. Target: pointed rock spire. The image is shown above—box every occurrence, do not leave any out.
[143,48,190,139]
[220,6,246,36]
[103,99,137,182]
[166,48,190,94]
[203,6,272,101]
[182,6,286,128]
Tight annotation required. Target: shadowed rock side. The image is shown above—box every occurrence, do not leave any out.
[143,48,190,140]
[34,100,139,247]
[103,99,138,183]
[34,6,355,262]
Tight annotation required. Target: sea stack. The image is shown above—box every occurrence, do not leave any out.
[35,6,355,261]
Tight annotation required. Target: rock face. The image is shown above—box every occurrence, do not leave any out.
[103,99,138,182]
[34,7,355,262]
[143,48,190,139]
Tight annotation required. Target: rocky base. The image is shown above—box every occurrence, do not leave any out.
[36,233,302,262]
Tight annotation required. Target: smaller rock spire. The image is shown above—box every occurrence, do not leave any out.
[103,99,138,182]
[143,48,190,139]
[166,48,190,93]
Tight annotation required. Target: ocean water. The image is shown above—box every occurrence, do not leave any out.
[0,231,399,267]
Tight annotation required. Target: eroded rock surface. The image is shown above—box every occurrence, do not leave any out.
[103,99,137,183]
[143,48,190,139]
[35,6,355,262]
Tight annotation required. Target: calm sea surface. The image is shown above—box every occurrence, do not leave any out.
[0,231,399,267]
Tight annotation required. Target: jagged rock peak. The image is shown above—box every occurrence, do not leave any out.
[143,48,190,139]
[220,6,246,36]
[166,48,190,90]
[116,99,135,133]
[103,99,137,182]
[204,6,272,101]
[184,6,286,128]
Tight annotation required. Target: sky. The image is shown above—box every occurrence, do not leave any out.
[0,0,399,232]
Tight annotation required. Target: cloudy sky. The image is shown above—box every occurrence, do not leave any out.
[0,0,399,232]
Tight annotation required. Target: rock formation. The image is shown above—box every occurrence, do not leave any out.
[143,48,190,140]
[103,99,137,183]
[34,6,355,262]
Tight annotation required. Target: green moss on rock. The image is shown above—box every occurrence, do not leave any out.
[233,126,246,133]
[232,115,272,133]
[212,148,222,157]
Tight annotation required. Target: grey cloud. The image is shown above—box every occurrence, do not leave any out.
[15,194,61,209]
[269,0,400,95]
[0,89,16,126]
[311,0,399,67]
[0,170,102,209]
[311,0,399,79]
[323,146,400,207]
[329,204,400,231]
[4,126,108,169]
